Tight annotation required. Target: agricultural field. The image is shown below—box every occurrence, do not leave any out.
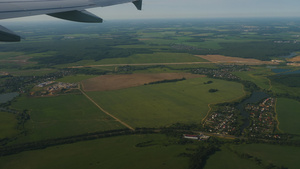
[87,77,245,128]
[276,98,300,134]
[230,144,300,169]
[0,112,18,139]
[56,74,98,83]
[10,94,125,143]
[82,73,204,91]
[0,134,192,169]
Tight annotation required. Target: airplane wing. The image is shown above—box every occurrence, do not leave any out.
[0,0,143,42]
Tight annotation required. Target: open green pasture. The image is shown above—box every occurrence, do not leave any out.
[10,94,124,143]
[56,74,98,83]
[276,98,300,134]
[55,52,207,68]
[204,146,263,169]
[0,112,18,139]
[7,69,57,76]
[230,144,300,169]
[87,77,245,128]
[233,67,274,90]
[0,134,191,169]
[0,52,24,60]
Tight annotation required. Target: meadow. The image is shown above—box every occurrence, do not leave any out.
[276,98,300,134]
[10,94,125,143]
[0,112,18,139]
[233,67,274,90]
[230,144,300,169]
[0,134,192,169]
[204,146,263,169]
[87,77,245,128]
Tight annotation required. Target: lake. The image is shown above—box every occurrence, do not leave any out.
[0,92,19,104]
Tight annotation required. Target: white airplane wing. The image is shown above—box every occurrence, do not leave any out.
[0,0,142,42]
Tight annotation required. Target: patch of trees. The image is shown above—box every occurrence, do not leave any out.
[269,74,300,87]
[208,89,218,93]
[217,41,300,61]
[145,78,186,85]
[204,81,213,84]
[189,145,220,169]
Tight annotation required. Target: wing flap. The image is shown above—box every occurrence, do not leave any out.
[48,10,103,23]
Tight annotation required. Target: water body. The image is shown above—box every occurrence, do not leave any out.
[281,69,300,75]
[237,91,270,132]
[0,92,19,104]
[272,69,300,75]
[280,52,297,58]
[271,69,291,74]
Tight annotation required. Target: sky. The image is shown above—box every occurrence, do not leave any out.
[2,0,300,22]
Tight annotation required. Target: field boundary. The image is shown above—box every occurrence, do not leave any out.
[79,87,135,131]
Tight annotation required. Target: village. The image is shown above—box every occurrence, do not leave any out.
[192,65,248,80]
[202,97,279,139]
[204,106,240,136]
[245,97,278,138]
[31,81,78,97]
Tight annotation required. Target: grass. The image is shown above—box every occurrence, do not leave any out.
[231,144,300,169]
[204,146,263,169]
[233,67,274,90]
[7,69,57,76]
[276,98,300,134]
[87,77,245,128]
[10,94,125,143]
[56,74,98,83]
[0,134,191,169]
[54,52,208,68]
[0,112,18,139]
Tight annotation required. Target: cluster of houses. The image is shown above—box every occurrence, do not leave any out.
[183,134,210,141]
[32,81,78,96]
[192,66,247,80]
[245,97,277,136]
[204,106,238,135]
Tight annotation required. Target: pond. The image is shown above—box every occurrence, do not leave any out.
[271,69,291,74]
[237,91,270,132]
[0,92,19,104]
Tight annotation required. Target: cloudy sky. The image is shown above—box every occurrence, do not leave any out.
[3,0,300,22]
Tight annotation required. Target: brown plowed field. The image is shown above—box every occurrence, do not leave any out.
[82,73,204,91]
[196,55,276,65]
[288,56,300,62]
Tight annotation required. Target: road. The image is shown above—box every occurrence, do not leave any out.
[79,88,135,131]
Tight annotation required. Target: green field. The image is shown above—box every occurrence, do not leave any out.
[0,134,191,169]
[0,112,18,139]
[204,147,263,169]
[231,144,300,169]
[10,94,125,143]
[87,77,245,128]
[233,67,274,90]
[276,98,300,134]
